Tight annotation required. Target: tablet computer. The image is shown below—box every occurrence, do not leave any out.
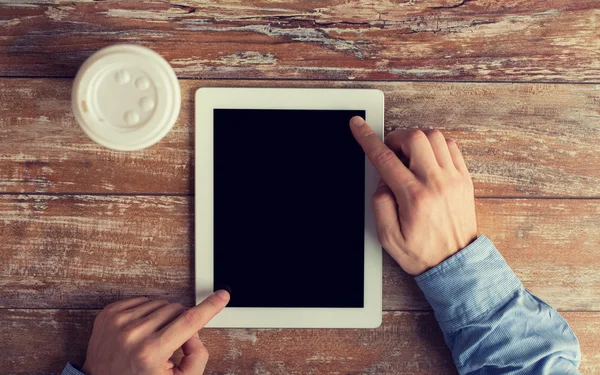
[195,88,383,328]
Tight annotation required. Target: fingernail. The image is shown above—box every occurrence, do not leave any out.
[215,289,230,301]
[350,116,365,127]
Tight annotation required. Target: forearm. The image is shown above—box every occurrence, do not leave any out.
[416,235,581,374]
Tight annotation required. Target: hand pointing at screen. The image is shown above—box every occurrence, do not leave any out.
[348,116,477,275]
[79,291,230,375]
[348,115,580,374]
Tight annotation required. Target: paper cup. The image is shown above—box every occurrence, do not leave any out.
[72,44,181,151]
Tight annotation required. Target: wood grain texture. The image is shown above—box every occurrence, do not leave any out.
[1,195,599,311]
[2,309,599,375]
[0,1,598,82]
[1,1,599,373]
[1,78,599,196]
[1,310,456,375]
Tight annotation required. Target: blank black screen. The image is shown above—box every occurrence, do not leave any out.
[213,109,365,308]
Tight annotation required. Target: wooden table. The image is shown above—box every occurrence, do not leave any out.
[1,1,599,374]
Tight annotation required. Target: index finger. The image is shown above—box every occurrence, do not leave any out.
[349,116,414,193]
[159,290,230,352]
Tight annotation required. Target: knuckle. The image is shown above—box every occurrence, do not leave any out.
[384,129,398,141]
[105,297,149,313]
[372,197,395,214]
[116,329,136,347]
[414,190,431,206]
[372,147,397,167]
[371,192,387,205]
[411,187,433,208]
[405,182,424,200]
[106,312,128,328]
[133,342,157,367]
[150,300,169,310]
[181,309,201,329]
[359,125,376,138]
[171,302,184,310]
[407,129,426,144]
[102,304,119,316]
[371,187,393,204]
[425,129,444,141]
[170,303,185,314]
[198,345,209,361]
[205,297,220,311]
[384,129,401,145]
[430,172,447,188]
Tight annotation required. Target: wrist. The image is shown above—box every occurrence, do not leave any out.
[403,233,478,276]
[414,235,522,332]
[427,232,479,275]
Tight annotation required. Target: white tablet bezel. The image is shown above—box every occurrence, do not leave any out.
[195,87,384,328]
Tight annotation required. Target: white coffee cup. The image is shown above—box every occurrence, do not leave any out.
[72,44,181,151]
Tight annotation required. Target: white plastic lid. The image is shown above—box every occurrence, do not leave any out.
[72,44,181,151]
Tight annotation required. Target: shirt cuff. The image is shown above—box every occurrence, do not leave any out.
[415,234,523,333]
[62,363,85,375]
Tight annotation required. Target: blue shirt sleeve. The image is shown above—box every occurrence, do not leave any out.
[415,235,581,374]
[62,362,85,375]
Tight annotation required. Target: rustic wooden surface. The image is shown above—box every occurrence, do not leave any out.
[0,1,599,82]
[1,195,599,311]
[2,79,600,196]
[1,310,599,375]
[1,0,599,374]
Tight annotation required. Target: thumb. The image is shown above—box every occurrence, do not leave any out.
[177,332,209,374]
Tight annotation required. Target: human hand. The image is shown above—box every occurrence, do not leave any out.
[349,116,477,276]
[81,290,230,375]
